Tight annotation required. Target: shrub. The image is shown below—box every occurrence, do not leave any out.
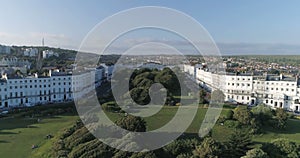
[224,120,240,128]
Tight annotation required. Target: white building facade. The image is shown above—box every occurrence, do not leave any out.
[0,45,11,54]
[23,48,38,57]
[0,66,106,108]
[42,50,59,58]
[184,64,300,112]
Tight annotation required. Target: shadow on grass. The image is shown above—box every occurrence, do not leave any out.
[0,131,18,135]
[260,119,300,135]
[0,140,9,143]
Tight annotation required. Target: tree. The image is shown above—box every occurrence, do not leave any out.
[193,137,221,158]
[199,89,207,104]
[210,89,225,104]
[115,115,147,132]
[233,106,252,125]
[264,138,300,158]
[224,130,253,158]
[251,104,273,125]
[275,108,288,129]
[130,151,158,158]
[163,138,200,157]
[241,148,268,158]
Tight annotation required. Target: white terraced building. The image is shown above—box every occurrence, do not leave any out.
[184,64,300,112]
[0,66,106,108]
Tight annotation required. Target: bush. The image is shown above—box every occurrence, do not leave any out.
[224,110,234,120]
[217,116,227,124]
[224,120,240,128]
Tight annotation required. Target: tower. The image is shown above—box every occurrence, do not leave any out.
[36,38,44,71]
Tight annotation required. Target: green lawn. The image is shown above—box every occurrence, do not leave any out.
[0,115,78,158]
[1,105,300,157]
[253,119,300,144]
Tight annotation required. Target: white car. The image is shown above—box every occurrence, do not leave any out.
[1,111,8,114]
[24,103,33,107]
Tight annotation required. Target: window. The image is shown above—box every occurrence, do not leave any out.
[266,100,268,104]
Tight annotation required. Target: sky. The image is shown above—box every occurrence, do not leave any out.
[1,0,300,55]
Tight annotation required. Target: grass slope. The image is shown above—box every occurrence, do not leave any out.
[1,105,300,157]
[0,115,78,158]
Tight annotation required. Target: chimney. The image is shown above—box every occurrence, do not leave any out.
[280,74,283,80]
[2,73,7,80]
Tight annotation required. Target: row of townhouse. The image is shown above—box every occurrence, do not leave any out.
[0,66,111,108]
[184,64,300,112]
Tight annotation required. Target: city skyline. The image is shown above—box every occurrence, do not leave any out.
[1,1,300,55]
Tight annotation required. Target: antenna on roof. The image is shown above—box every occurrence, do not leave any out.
[36,37,44,71]
[42,38,44,47]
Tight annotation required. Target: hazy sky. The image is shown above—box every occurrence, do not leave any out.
[1,0,300,55]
